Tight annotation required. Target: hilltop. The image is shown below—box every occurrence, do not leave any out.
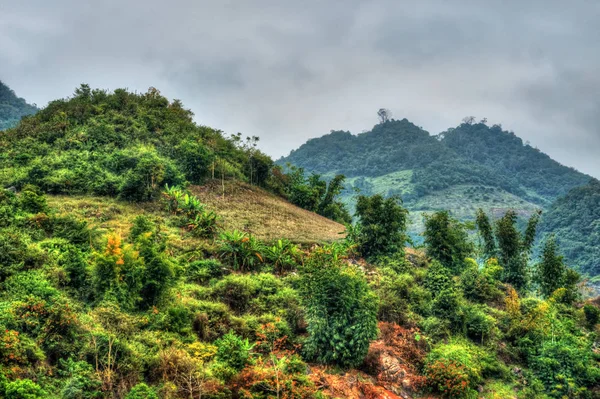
[279,119,592,245]
[0,80,38,130]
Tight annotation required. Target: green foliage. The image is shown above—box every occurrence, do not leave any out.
[528,336,600,398]
[162,185,219,238]
[423,210,473,273]
[476,208,496,259]
[186,259,226,284]
[124,383,158,399]
[583,304,599,328]
[0,85,264,201]
[538,179,600,276]
[354,194,408,259]
[0,80,38,131]
[298,249,378,368]
[537,236,569,298]
[275,165,351,223]
[476,209,541,291]
[424,260,452,295]
[215,331,254,371]
[264,239,302,274]
[92,234,143,309]
[424,340,494,398]
[217,230,264,272]
[58,358,102,399]
[3,379,47,399]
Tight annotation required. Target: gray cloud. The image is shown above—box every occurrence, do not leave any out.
[1,0,599,177]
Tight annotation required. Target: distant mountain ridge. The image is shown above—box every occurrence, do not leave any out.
[281,118,590,206]
[0,80,39,130]
[280,118,595,273]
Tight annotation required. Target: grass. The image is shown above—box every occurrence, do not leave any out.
[191,180,345,244]
[48,180,345,250]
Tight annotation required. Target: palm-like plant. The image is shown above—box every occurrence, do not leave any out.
[187,210,219,238]
[218,230,264,272]
[265,239,302,274]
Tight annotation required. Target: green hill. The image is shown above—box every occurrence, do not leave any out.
[280,119,591,236]
[0,86,598,399]
[0,80,39,130]
[538,179,600,277]
[0,84,272,200]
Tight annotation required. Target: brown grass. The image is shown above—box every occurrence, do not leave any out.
[46,180,344,248]
[190,180,345,244]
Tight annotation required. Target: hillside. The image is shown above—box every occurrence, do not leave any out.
[45,181,343,246]
[538,179,600,277]
[0,86,599,399]
[0,80,39,130]
[280,119,591,237]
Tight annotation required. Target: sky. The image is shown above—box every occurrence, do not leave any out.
[1,0,599,177]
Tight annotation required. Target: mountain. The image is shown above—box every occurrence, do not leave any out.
[0,80,38,130]
[280,118,592,244]
[538,179,600,277]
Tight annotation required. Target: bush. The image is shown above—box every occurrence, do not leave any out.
[424,341,485,398]
[218,230,264,272]
[583,304,600,328]
[19,185,48,213]
[124,383,159,399]
[298,250,379,368]
[0,229,45,281]
[186,259,227,284]
[264,239,302,274]
[215,331,254,372]
[4,379,48,399]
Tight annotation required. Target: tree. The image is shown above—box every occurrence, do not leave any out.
[377,108,391,123]
[537,236,567,298]
[354,194,408,259]
[423,211,473,274]
[298,248,378,368]
[494,210,541,291]
[475,208,496,259]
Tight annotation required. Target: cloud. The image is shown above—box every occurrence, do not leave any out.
[1,0,599,176]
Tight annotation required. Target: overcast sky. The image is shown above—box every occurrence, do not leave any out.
[1,0,599,177]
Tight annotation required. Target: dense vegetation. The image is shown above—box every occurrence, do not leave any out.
[0,81,39,131]
[538,179,600,277]
[0,87,599,398]
[280,116,595,274]
[281,118,589,206]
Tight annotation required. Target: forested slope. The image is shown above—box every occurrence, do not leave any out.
[0,80,38,130]
[0,86,598,399]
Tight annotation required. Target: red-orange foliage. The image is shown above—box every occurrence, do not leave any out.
[425,359,471,398]
[363,322,428,394]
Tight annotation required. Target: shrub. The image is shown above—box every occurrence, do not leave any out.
[215,331,254,372]
[583,304,600,328]
[124,383,158,399]
[424,260,452,296]
[0,229,45,281]
[92,234,144,310]
[217,230,264,272]
[424,341,485,398]
[135,231,176,309]
[58,358,102,399]
[19,185,48,213]
[186,259,227,284]
[3,379,48,399]
[354,194,408,259]
[264,239,302,274]
[423,211,473,273]
[298,250,379,368]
